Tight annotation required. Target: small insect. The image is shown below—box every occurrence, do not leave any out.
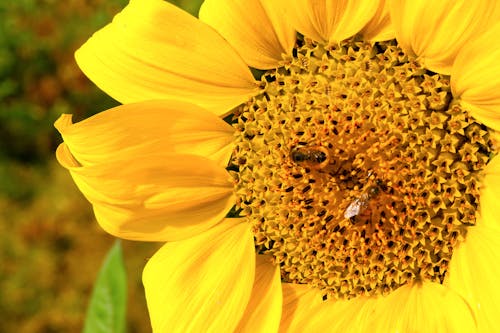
[344,182,382,221]
[290,146,330,170]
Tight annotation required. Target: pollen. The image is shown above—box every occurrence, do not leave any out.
[230,37,497,299]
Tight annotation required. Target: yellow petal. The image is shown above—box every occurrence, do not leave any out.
[280,283,323,333]
[57,144,235,241]
[54,100,234,168]
[199,0,295,69]
[235,255,282,332]
[360,0,394,42]
[371,282,477,333]
[75,0,258,116]
[279,284,376,333]
[284,0,379,43]
[281,282,476,332]
[451,22,500,131]
[142,219,255,333]
[446,225,500,332]
[390,0,500,74]
[479,156,500,230]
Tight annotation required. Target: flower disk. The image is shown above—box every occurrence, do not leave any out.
[231,37,496,299]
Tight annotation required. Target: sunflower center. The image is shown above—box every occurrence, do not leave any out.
[230,37,495,299]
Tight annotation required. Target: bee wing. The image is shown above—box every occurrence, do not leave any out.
[344,198,362,219]
[344,193,371,219]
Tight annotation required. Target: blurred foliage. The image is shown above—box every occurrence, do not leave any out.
[0,0,202,332]
[0,0,127,202]
[0,0,127,165]
[169,0,204,16]
[0,161,159,333]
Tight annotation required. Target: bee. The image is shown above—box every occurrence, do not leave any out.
[344,180,384,221]
[290,146,330,170]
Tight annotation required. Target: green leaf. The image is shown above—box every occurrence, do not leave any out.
[83,240,127,333]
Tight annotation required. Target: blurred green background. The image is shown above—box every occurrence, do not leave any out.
[0,1,202,332]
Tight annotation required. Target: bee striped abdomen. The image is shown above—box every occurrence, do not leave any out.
[290,146,330,170]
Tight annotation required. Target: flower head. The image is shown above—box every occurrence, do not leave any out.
[56,0,500,331]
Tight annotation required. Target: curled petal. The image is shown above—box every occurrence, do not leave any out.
[200,0,295,69]
[55,100,235,167]
[75,0,258,115]
[57,144,234,242]
[143,219,255,333]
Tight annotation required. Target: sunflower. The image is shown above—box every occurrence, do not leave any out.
[55,0,500,331]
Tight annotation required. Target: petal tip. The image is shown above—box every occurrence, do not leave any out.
[55,143,81,168]
[54,113,74,132]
